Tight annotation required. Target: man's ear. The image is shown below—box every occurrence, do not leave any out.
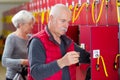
[49,15,54,22]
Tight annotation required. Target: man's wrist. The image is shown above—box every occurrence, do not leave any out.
[57,59,65,69]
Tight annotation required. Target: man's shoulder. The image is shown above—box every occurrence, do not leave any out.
[30,30,48,43]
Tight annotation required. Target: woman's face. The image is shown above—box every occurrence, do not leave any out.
[21,20,34,34]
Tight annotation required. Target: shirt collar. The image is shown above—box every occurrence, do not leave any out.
[45,26,72,46]
[45,26,58,44]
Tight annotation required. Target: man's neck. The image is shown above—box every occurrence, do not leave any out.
[51,31,61,44]
[48,27,61,44]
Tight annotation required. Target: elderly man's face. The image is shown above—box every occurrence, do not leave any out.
[51,10,71,36]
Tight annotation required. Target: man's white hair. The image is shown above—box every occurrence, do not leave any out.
[11,10,35,28]
[49,4,71,17]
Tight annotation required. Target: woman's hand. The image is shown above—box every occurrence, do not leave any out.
[21,59,29,66]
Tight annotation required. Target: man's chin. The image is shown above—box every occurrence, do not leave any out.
[61,32,66,35]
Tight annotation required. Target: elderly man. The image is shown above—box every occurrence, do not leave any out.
[28,4,90,80]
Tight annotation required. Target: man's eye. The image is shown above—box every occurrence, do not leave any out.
[61,20,65,22]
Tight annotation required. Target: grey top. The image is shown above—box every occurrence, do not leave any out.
[2,33,28,79]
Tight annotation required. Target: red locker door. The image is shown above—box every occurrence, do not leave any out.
[80,26,119,80]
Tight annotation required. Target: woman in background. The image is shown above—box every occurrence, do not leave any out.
[2,10,35,80]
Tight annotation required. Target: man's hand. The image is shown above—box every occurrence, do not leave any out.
[57,51,80,68]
